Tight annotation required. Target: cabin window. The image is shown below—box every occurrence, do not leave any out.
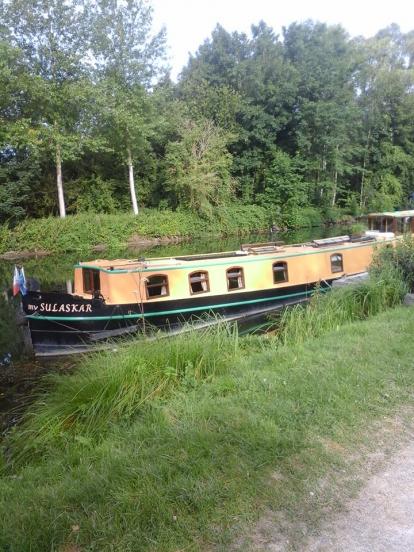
[273,262,288,283]
[146,274,169,298]
[330,254,343,273]
[227,267,244,291]
[83,269,100,294]
[189,271,209,294]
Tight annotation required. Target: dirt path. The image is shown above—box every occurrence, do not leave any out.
[242,412,414,552]
[302,439,414,551]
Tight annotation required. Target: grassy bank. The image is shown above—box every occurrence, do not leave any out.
[0,205,270,255]
[0,271,412,550]
[0,205,349,256]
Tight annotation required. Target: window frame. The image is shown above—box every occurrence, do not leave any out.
[272,261,288,284]
[189,270,210,295]
[226,266,245,291]
[330,253,344,273]
[145,274,170,299]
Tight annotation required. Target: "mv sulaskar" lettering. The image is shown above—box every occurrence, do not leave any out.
[27,303,93,313]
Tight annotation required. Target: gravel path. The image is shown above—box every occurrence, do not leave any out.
[302,439,414,551]
[247,433,414,552]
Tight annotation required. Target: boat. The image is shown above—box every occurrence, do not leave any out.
[21,210,412,356]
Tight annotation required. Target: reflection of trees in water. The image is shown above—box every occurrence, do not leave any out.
[0,296,24,357]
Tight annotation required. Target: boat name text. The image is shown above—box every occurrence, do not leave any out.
[27,303,93,313]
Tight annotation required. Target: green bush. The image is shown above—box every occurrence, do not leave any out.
[0,224,12,252]
[66,176,120,214]
[278,206,323,229]
[321,206,344,224]
[372,235,414,292]
[276,263,407,346]
[349,222,367,235]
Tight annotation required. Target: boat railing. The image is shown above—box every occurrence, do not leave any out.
[312,235,350,247]
[241,242,285,254]
[311,234,377,248]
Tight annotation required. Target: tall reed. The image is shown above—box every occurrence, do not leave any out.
[276,263,407,347]
[7,321,239,465]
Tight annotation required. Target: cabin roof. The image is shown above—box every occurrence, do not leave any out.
[368,210,414,218]
[74,236,381,274]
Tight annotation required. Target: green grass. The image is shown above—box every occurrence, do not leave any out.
[1,298,414,550]
[371,234,414,292]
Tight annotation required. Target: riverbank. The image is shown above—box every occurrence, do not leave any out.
[0,206,269,257]
[1,297,413,550]
[0,205,349,257]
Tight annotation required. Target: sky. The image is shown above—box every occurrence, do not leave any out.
[151,0,414,80]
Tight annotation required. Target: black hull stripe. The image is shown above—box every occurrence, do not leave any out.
[26,287,327,322]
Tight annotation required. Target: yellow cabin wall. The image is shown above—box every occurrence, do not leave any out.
[74,242,379,305]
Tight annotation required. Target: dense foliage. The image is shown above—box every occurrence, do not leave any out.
[1,1,414,224]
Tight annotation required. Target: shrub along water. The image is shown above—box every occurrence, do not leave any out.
[0,204,343,256]
[371,234,414,292]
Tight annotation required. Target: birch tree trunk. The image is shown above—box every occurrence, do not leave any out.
[360,129,371,209]
[331,144,339,207]
[56,143,66,218]
[127,147,139,215]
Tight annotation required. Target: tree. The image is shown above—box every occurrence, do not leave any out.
[283,21,360,206]
[179,22,300,203]
[90,0,166,214]
[0,0,97,218]
[354,26,414,207]
[257,149,307,210]
[164,119,234,216]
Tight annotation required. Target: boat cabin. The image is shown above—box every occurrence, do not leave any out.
[71,234,380,308]
[367,210,414,234]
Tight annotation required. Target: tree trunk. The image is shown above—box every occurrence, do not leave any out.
[127,147,139,215]
[331,144,339,207]
[331,169,338,207]
[360,129,371,208]
[56,143,66,218]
